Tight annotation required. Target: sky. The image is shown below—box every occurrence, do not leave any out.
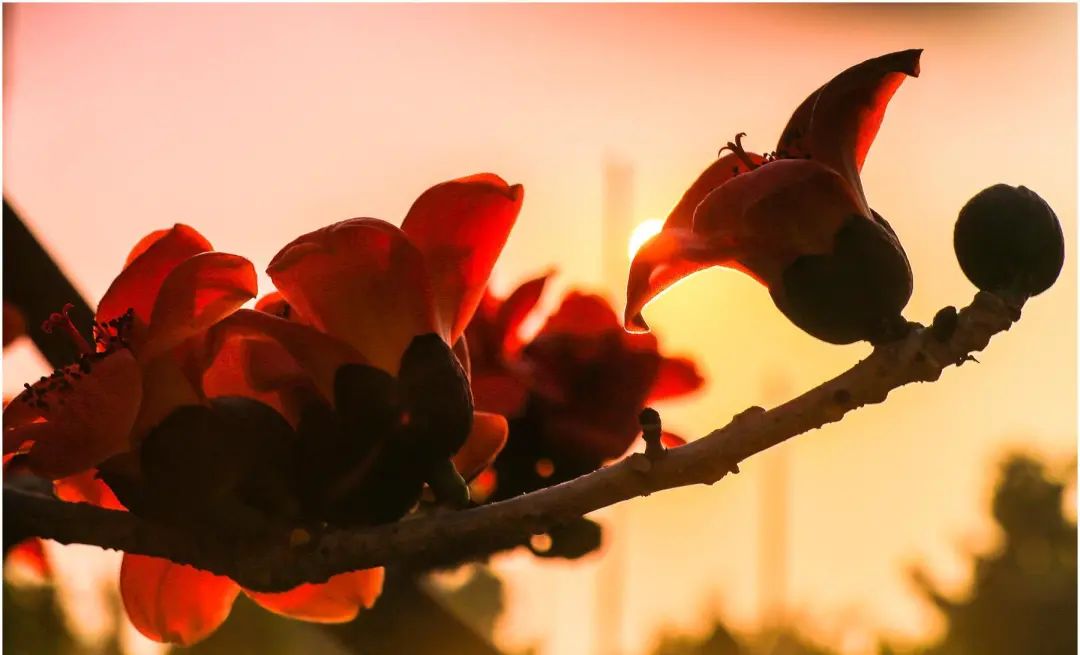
[3,4,1076,655]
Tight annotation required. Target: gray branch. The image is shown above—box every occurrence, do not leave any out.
[4,291,1022,592]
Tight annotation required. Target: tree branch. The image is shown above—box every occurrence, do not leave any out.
[5,290,1022,592]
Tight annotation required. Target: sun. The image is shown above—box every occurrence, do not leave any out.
[627,218,665,261]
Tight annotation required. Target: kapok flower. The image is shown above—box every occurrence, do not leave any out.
[205,173,522,525]
[1,225,385,646]
[3,224,257,479]
[626,49,921,344]
[466,278,704,501]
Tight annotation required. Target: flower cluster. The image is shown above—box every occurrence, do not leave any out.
[4,174,523,645]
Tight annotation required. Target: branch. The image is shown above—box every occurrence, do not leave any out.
[5,290,1022,592]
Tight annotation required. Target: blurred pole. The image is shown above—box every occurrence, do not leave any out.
[595,156,635,655]
[601,157,634,311]
[758,372,792,627]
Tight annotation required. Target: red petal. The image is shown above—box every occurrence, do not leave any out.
[541,292,620,337]
[246,568,384,623]
[623,150,765,334]
[401,174,524,343]
[647,356,705,402]
[129,349,203,441]
[628,159,866,333]
[54,469,125,510]
[206,309,365,404]
[452,411,509,480]
[664,152,765,230]
[693,158,865,270]
[660,432,687,448]
[776,49,921,204]
[624,228,724,333]
[3,349,143,479]
[254,291,292,318]
[140,252,258,361]
[268,218,437,373]
[495,272,550,355]
[98,225,212,326]
[120,554,240,646]
[202,322,308,424]
[7,539,51,579]
[470,372,528,417]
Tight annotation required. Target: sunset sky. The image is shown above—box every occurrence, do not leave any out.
[3,4,1076,655]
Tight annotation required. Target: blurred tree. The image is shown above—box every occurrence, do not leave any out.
[650,619,836,655]
[2,581,122,655]
[4,582,79,655]
[908,453,1077,655]
[438,566,506,641]
[185,595,350,655]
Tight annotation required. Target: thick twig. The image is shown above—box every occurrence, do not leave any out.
[4,290,1022,592]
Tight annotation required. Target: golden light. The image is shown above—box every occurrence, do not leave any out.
[627,218,665,260]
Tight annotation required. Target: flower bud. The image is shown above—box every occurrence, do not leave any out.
[954,184,1064,297]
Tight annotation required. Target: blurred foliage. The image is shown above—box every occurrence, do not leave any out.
[651,621,838,655]
[185,595,350,655]
[899,453,1077,655]
[438,566,506,641]
[649,451,1076,655]
[3,581,121,655]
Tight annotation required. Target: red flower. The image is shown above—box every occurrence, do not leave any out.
[466,277,703,500]
[626,50,921,344]
[4,224,257,479]
[2,224,392,645]
[205,174,523,508]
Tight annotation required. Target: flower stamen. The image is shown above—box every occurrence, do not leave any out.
[92,308,136,352]
[41,303,93,355]
[20,307,135,411]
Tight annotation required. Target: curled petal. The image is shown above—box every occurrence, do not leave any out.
[402,174,525,343]
[120,554,240,646]
[776,49,921,206]
[98,224,212,326]
[452,411,509,480]
[647,356,705,402]
[207,309,365,404]
[629,159,868,334]
[3,349,142,478]
[268,218,437,373]
[246,568,384,623]
[624,229,727,333]
[140,252,258,362]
